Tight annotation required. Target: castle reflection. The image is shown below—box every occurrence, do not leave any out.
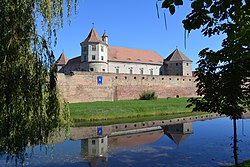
[80,122,193,166]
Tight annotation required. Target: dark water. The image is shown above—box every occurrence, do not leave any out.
[1,117,250,167]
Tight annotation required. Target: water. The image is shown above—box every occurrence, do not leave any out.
[1,117,250,167]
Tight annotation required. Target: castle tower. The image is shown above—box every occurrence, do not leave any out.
[80,27,108,73]
[55,52,68,72]
[163,49,192,76]
[102,31,108,45]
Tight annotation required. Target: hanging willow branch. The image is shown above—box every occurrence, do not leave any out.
[0,0,78,164]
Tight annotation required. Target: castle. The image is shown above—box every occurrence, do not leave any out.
[56,27,196,103]
[56,27,192,76]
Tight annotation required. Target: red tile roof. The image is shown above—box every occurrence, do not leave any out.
[108,46,163,65]
[81,27,106,45]
[64,56,81,67]
[56,52,68,65]
[165,49,192,62]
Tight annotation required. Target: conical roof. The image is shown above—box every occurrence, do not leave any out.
[82,27,106,44]
[165,49,192,62]
[56,52,68,65]
[166,133,191,145]
[102,31,108,38]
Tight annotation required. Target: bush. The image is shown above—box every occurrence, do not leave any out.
[139,91,157,100]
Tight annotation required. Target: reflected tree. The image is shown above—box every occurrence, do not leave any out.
[159,0,250,166]
[0,0,78,165]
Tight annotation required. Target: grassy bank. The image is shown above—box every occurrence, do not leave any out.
[229,159,250,167]
[69,98,197,122]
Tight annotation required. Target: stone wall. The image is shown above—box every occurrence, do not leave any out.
[57,72,197,103]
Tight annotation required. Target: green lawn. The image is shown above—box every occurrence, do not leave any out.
[229,159,250,167]
[69,98,196,121]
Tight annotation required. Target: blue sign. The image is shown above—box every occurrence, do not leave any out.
[97,76,102,85]
[97,127,102,136]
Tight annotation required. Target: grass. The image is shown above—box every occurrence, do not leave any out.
[69,97,195,122]
[229,159,250,167]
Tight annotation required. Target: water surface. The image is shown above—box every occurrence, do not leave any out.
[1,117,250,167]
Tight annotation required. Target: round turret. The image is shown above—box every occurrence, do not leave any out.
[80,27,108,72]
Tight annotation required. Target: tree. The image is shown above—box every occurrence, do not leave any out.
[0,0,78,164]
[160,0,250,166]
[159,0,250,118]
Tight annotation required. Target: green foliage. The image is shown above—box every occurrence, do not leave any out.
[139,91,158,100]
[160,0,250,119]
[0,0,77,164]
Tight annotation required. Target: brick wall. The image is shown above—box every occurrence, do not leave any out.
[57,72,197,103]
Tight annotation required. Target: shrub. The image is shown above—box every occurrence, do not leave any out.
[139,91,157,100]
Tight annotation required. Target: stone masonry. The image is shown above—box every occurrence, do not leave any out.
[57,71,197,103]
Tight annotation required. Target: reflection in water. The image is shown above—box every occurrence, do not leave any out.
[80,122,193,166]
[163,123,193,145]
[81,136,108,167]
[1,116,250,166]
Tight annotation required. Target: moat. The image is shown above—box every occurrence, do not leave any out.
[1,116,250,167]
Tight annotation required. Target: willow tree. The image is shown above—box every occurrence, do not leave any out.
[0,0,78,164]
[159,0,250,165]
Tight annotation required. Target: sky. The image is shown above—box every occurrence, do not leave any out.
[53,0,225,70]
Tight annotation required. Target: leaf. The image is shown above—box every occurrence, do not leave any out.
[169,5,175,15]
[174,0,183,6]
[162,0,173,8]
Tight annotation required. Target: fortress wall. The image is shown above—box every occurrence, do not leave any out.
[57,72,114,102]
[57,72,197,103]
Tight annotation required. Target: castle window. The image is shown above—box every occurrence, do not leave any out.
[187,73,189,75]
[92,55,96,60]
[101,45,104,52]
[102,69,105,72]
[116,68,119,74]
[90,68,94,71]
[150,69,153,75]
[130,69,133,74]
[92,140,96,145]
[83,55,87,62]
[176,63,178,66]
[83,46,87,52]
[186,63,189,66]
[140,69,143,75]
[92,45,96,51]
[101,56,104,60]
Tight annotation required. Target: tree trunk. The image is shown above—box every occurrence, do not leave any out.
[233,118,238,167]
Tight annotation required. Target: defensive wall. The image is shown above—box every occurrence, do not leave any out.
[57,71,197,103]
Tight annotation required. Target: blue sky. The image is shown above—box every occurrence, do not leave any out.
[53,0,224,70]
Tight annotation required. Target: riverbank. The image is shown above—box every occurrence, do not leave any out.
[69,97,202,122]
